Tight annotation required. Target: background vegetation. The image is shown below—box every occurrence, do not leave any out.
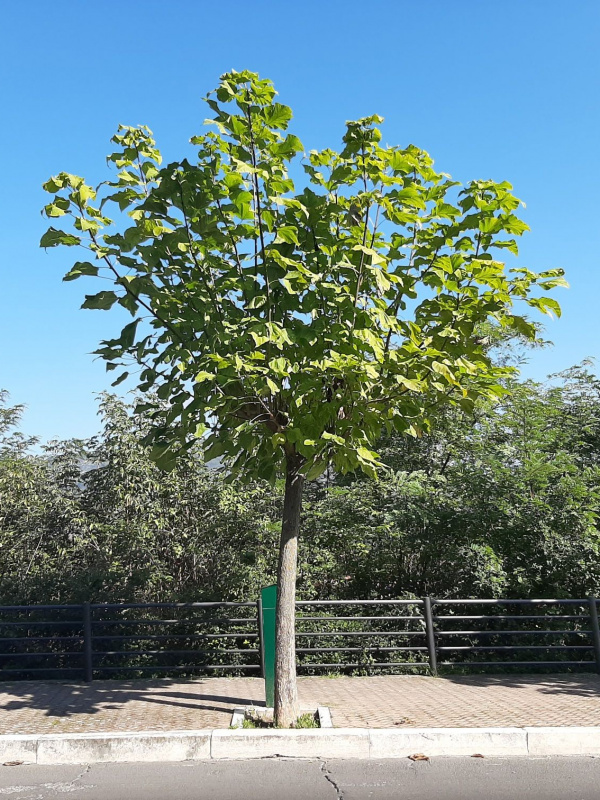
[2,360,600,606]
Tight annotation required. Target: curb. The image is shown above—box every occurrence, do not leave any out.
[3,726,600,764]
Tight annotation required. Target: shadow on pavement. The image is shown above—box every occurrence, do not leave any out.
[0,679,266,718]
[441,672,600,697]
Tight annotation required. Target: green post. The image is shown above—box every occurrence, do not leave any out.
[260,584,277,708]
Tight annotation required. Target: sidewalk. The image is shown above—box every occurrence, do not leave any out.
[0,674,599,734]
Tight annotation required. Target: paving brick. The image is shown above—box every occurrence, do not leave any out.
[0,674,599,733]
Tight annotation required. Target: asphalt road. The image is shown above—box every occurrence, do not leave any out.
[0,757,599,799]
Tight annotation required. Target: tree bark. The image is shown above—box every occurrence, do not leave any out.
[274,454,304,727]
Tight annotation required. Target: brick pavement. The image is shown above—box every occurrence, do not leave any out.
[0,674,599,734]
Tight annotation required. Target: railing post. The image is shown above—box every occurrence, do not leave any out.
[423,597,438,676]
[82,602,93,682]
[588,597,600,675]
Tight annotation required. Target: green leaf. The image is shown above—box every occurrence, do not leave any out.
[111,371,129,387]
[396,376,423,392]
[356,446,380,464]
[42,175,65,193]
[301,459,327,480]
[195,371,215,383]
[275,226,299,245]
[508,315,537,338]
[493,239,519,255]
[44,201,69,217]
[264,103,293,129]
[247,296,267,310]
[194,422,207,438]
[118,293,138,316]
[431,362,456,382]
[63,262,99,281]
[81,291,118,310]
[40,227,81,248]
[503,215,530,235]
[249,331,269,346]
[149,441,178,471]
[269,358,288,376]
[203,439,227,461]
[120,319,139,348]
[272,134,303,159]
[322,431,345,446]
[528,296,562,318]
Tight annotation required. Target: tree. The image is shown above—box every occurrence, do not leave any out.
[312,370,600,602]
[41,70,564,725]
[0,391,38,459]
[0,390,280,606]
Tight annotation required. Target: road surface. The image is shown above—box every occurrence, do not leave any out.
[0,756,599,799]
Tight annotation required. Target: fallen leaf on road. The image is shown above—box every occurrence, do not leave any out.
[408,753,429,761]
[3,761,23,766]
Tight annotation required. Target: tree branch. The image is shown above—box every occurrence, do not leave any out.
[244,101,271,327]
[175,178,225,329]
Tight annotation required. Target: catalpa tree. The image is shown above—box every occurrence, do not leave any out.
[41,70,565,726]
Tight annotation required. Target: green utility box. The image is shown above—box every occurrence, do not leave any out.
[259,584,276,708]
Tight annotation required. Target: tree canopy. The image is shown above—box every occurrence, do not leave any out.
[41,69,565,481]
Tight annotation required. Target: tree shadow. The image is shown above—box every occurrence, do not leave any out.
[440,672,600,698]
[0,678,266,718]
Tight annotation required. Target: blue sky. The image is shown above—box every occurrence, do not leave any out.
[1,0,598,443]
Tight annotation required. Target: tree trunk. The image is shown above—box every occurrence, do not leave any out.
[274,455,304,728]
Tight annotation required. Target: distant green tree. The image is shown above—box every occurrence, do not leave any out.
[0,392,281,604]
[0,392,87,602]
[41,70,563,724]
[311,367,600,600]
[0,391,38,458]
[82,394,280,602]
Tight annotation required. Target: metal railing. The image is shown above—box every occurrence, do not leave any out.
[432,598,599,673]
[0,602,260,681]
[0,597,599,681]
[295,600,431,672]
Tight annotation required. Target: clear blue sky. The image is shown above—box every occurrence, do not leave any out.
[1,0,598,443]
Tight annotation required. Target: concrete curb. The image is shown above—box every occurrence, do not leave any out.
[2,727,600,764]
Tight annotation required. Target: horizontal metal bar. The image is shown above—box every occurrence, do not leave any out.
[296,646,428,653]
[295,631,425,638]
[0,652,83,659]
[438,645,593,651]
[298,662,429,668]
[93,649,259,657]
[0,667,83,674]
[0,636,84,643]
[92,633,258,642]
[436,599,587,606]
[439,661,595,667]
[434,615,587,621]
[436,630,591,637]
[94,664,261,672]
[296,615,424,622]
[0,621,84,628]
[92,620,256,627]
[91,602,255,609]
[0,605,80,612]
[296,600,423,606]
